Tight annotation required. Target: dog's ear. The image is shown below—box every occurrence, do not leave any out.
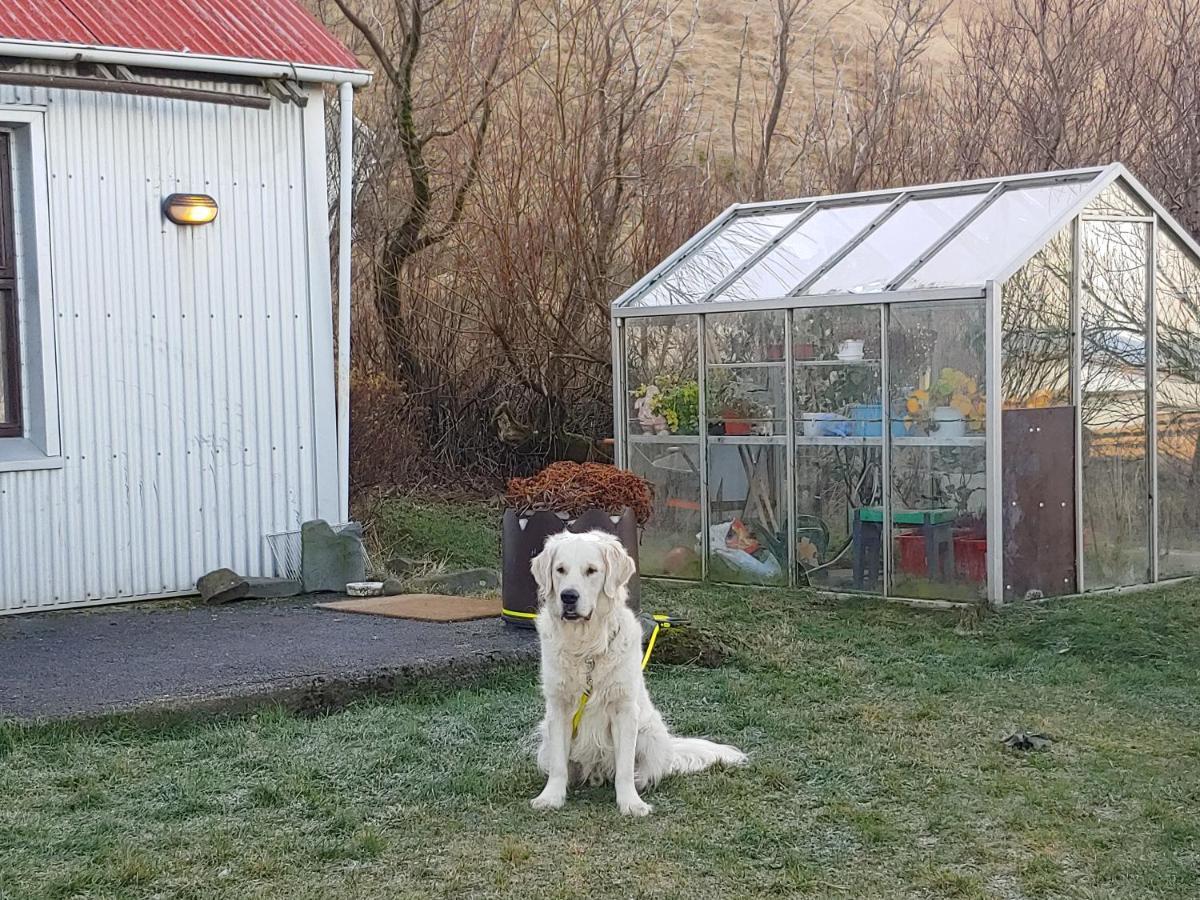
[601,539,636,599]
[530,540,557,603]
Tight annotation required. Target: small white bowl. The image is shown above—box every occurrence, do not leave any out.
[346,581,384,597]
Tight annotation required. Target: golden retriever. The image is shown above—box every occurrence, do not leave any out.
[529,530,747,816]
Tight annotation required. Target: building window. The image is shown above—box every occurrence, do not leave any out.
[0,131,20,437]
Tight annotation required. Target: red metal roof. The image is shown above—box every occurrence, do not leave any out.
[0,0,362,72]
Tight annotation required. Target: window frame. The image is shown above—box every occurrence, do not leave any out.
[0,130,20,437]
[0,107,62,472]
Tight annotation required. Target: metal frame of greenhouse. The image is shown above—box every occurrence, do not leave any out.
[611,163,1200,605]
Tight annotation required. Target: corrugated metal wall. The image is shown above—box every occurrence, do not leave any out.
[0,67,338,612]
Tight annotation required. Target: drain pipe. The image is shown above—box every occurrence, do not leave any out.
[337,80,354,523]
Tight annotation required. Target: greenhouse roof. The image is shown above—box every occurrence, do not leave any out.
[614,163,1195,312]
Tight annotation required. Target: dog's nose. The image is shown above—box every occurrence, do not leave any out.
[560,589,579,606]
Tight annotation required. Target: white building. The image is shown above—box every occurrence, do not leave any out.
[0,0,369,612]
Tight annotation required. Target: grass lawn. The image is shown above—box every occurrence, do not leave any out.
[3,506,1199,898]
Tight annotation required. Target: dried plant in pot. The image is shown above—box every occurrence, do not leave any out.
[501,462,653,627]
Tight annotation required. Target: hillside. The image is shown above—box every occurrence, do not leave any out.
[679,0,966,133]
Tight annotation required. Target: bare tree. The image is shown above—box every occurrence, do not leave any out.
[329,0,531,379]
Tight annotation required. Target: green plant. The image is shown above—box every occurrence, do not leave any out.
[905,367,986,432]
[634,376,700,434]
[707,370,765,419]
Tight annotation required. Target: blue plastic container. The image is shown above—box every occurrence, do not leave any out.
[849,404,909,438]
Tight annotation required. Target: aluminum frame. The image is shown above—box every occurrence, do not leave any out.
[985,280,1003,606]
[1147,218,1159,583]
[613,285,986,318]
[1071,217,1085,593]
[615,167,1112,311]
[615,163,1200,600]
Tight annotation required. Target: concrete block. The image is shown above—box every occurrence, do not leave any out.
[243,577,303,598]
[301,520,367,593]
[407,567,500,595]
[197,568,250,605]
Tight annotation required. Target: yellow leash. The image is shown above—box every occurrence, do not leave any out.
[571,613,675,739]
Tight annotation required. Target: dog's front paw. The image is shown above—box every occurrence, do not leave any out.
[619,797,653,817]
[531,789,566,811]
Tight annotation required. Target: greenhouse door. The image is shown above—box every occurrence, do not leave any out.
[1078,219,1152,588]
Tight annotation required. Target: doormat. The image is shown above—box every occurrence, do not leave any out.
[316,593,501,623]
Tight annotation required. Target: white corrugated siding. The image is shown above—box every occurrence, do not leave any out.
[0,67,337,612]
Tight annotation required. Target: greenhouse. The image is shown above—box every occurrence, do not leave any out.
[611,163,1200,604]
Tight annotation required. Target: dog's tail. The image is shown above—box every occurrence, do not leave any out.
[668,737,748,775]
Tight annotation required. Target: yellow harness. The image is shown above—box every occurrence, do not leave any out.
[502,609,678,739]
[570,613,673,739]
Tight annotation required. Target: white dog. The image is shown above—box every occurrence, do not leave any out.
[529,530,747,816]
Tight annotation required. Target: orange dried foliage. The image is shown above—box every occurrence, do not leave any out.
[505,462,654,525]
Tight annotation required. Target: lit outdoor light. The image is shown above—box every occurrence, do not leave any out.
[163,193,218,225]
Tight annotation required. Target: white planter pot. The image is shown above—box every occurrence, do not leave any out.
[933,406,966,437]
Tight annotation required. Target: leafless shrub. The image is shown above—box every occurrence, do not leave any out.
[315,0,1200,492]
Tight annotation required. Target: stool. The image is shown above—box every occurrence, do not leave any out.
[851,507,958,590]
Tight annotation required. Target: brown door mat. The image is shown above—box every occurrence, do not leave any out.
[316,593,502,622]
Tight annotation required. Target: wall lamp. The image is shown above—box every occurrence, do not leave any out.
[163,193,218,225]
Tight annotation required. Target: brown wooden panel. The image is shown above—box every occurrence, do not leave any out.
[1002,407,1076,600]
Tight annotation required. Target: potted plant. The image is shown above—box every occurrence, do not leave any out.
[501,462,653,626]
[905,368,985,435]
[633,376,700,435]
[709,374,765,436]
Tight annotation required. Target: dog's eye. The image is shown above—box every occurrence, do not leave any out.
[555,566,566,575]
[585,566,597,576]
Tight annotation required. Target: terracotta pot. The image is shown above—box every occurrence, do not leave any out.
[722,408,753,436]
[501,507,641,628]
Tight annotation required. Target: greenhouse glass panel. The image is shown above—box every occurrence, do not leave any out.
[1154,230,1200,579]
[905,180,1098,288]
[887,301,988,601]
[631,211,799,307]
[1001,226,1073,408]
[704,310,788,585]
[719,201,891,301]
[808,192,987,294]
[1085,179,1151,217]
[624,316,702,578]
[1080,219,1150,589]
[999,226,1077,600]
[792,305,884,591]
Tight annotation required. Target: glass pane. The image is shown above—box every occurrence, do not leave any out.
[706,443,788,585]
[0,286,15,428]
[1001,226,1073,409]
[1000,226,1077,600]
[1080,220,1150,589]
[1085,180,1150,217]
[809,193,986,294]
[905,180,1097,288]
[625,316,702,578]
[887,301,988,601]
[705,310,787,434]
[705,310,788,585]
[1155,230,1200,579]
[719,202,891,301]
[792,306,884,591]
[631,212,799,307]
[630,441,702,579]
[626,316,699,436]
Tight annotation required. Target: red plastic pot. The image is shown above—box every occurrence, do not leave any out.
[895,531,925,575]
[954,537,987,584]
